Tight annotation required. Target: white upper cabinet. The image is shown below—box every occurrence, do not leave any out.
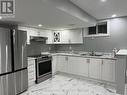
[18,26,83,44]
[18,26,53,44]
[52,28,83,44]
[18,26,38,44]
[68,29,83,44]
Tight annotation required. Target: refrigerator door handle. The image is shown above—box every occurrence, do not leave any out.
[0,44,1,74]
[22,45,24,68]
[21,71,23,91]
[13,30,16,46]
[6,75,9,95]
[6,45,8,72]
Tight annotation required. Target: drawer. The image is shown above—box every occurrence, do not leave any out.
[28,60,35,66]
[28,63,34,67]
[28,75,35,79]
[28,72,35,77]
[28,64,35,69]
[28,67,35,71]
[28,71,35,74]
[29,81,35,87]
[28,76,35,81]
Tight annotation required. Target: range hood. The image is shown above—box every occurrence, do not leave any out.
[30,36,48,42]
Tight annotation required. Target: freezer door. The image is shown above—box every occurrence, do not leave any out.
[13,30,27,70]
[14,69,28,94]
[0,73,15,95]
[0,28,12,74]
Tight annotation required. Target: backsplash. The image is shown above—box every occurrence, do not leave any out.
[27,41,56,56]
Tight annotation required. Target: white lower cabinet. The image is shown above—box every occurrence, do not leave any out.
[55,55,116,83]
[89,58,102,79]
[52,56,57,75]
[101,59,116,82]
[57,56,68,73]
[68,57,89,77]
[28,58,36,87]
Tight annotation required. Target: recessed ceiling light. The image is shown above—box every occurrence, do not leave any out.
[100,0,107,2]
[0,16,2,20]
[38,24,43,27]
[112,14,117,18]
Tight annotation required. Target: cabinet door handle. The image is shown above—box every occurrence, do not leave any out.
[86,59,90,63]
[65,56,68,61]
[102,60,103,65]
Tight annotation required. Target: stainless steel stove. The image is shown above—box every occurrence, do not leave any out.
[29,54,52,84]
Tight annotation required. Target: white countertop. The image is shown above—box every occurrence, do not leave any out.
[27,57,36,60]
[51,53,117,60]
[116,49,127,55]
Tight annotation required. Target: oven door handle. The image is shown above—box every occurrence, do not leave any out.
[37,59,51,64]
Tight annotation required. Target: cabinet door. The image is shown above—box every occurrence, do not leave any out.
[45,30,54,44]
[57,56,68,73]
[101,59,116,82]
[53,31,61,44]
[69,29,83,44]
[28,59,36,87]
[61,30,70,43]
[68,57,89,77]
[52,56,58,75]
[89,58,102,79]
[68,56,79,75]
[78,58,89,77]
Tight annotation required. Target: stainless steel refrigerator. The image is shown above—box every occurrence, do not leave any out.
[0,27,28,95]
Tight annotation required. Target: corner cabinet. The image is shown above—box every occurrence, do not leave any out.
[52,55,58,75]
[56,56,68,73]
[68,57,89,77]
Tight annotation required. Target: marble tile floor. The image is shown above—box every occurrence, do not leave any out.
[21,74,121,95]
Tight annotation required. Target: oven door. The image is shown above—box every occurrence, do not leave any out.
[36,59,52,79]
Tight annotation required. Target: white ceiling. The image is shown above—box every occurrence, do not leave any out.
[70,0,127,20]
[1,0,95,29]
[1,0,127,29]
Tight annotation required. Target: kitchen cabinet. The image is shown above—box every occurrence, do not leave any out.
[52,31,62,44]
[54,55,116,83]
[28,58,36,87]
[101,59,116,82]
[18,26,53,44]
[68,56,79,75]
[52,28,83,44]
[18,26,83,44]
[57,56,68,73]
[68,57,89,77]
[69,29,83,44]
[52,55,58,75]
[89,58,102,79]
[18,26,38,44]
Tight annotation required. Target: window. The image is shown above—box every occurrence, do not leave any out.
[88,26,96,35]
[98,22,107,34]
[86,20,110,37]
